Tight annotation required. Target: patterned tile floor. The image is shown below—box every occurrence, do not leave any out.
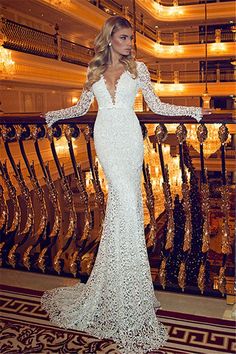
[1,268,234,320]
[1,268,235,354]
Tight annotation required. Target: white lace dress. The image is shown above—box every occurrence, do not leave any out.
[41,61,202,354]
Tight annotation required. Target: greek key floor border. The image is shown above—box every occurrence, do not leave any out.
[1,284,235,354]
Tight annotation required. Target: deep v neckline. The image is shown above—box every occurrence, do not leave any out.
[101,70,127,105]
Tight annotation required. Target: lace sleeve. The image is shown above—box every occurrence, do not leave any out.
[137,61,203,122]
[45,88,94,127]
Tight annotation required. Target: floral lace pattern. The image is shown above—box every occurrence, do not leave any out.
[45,88,94,127]
[41,61,203,353]
[137,61,203,122]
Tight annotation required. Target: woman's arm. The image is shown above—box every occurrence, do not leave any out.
[137,61,204,122]
[44,88,94,127]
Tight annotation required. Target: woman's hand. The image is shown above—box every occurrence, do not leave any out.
[40,112,53,126]
[202,108,213,116]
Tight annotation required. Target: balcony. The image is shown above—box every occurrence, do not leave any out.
[1,18,235,100]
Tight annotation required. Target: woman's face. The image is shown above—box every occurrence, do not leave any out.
[110,27,133,56]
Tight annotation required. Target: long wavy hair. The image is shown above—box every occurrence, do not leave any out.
[84,16,137,90]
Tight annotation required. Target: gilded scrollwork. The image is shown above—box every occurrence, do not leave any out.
[218,265,227,295]
[159,258,167,289]
[143,164,157,248]
[197,262,206,294]
[178,261,186,291]
[201,183,210,253]
[23,161,48,270]
[163,167,174,251]
[8,161,34,267]
[0,162,21,235]
[182,182,192,252]
[46,127,77,275]
[0,183,8,233]
[220,185,231,255]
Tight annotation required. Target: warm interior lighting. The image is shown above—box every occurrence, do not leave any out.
[154,83,184,93]
[210,42,226,52]
[134,91,143,112]
[154,2,184,16]
[154,83,165,91]
[168,5,183,16]
[230,25,236,32]
[154,1,184,16]
[54,137,69,157]
[168,45,183,54]
[143,138,189,219]
[202,92,211,109]
[154,44,184,54]
[153,2,163,13]
[45,0,71,5]
[85,140,189,220]
[71,97,78,104]
[169,83,184,92]
[0,33,15,77]
[85,157,108,196]
[0,46,15,76]
[187,124,231,158]
[154,43,164,52]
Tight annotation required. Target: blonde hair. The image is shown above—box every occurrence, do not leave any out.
[84,16,137,90]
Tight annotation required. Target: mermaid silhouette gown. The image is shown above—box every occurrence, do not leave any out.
[41,61,202,353]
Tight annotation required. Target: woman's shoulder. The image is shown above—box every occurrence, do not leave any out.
[135,61,149,78]
[135,61,148,71]
[135,60,145,67]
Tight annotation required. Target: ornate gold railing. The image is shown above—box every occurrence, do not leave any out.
[2,17,234,84]
[1,16,234,93]
[0,112,235,302]
[1,18,94,63]
[89,0,235,43]
[2,16,235,58]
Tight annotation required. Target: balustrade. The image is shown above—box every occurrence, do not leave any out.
[2,18,235,84]
[0,112,234,301]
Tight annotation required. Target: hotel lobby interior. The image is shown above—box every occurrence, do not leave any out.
[0,0,235,353]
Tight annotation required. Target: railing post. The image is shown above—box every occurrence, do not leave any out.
[215,28,221,43]
[123,6,129,20]
[140,13,144,34]
[200,63,204,83]
[174,70,179,84]
[157,68,161,83]
[216,63,220,82]
[156,29,161,44]
[233,96,236,110]
[173,32,179,46]
[202,92,211,109]
[54,23,62,61]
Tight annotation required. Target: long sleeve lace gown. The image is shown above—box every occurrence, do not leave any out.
[41,61,202,353]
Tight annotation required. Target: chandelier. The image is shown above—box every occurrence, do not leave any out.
[0,33,15,77]
[143,137,189,222]
[186,124,231,158]
[85,138,189,225]
[85,157,108,197]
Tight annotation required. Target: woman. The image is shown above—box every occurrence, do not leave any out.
[41,16,211,353]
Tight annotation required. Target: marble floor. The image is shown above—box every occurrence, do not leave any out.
[0,267,235,321]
